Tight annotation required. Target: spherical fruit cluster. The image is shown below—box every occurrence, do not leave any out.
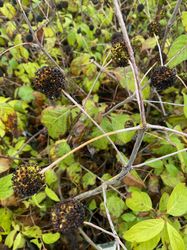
[148,21,162,37]
[33,66,65,99]
[150,66,176,91]
[12,165,44,198]
[111,32,129,67]
[51,199,85,233]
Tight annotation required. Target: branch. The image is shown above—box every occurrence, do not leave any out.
[113,0,146,126]
[161,0,182,50]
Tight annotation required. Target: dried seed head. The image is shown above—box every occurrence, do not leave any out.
[51,199,85,233]
[148,21,162,37]
[33,66,65,99]
[111,33,129,67]
[12,165,44,198]
[151,66,176,91]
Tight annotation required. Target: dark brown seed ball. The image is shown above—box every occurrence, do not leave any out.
[12,165,44,198]
[150,66,176,91]
[51,199,85,233]
[148,21,162,37]
[111,33,129,67]
[33,66,65,99]
[137,4,144,12]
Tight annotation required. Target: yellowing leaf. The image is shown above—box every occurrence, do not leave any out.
[124,218,165,243]
[167,183,187,216]
[0,3,16,20]
[126,191,152,212]
[167,222,185,250]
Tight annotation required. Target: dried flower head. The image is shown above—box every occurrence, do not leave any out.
[51,199,85,233]
[12,165,44,198]
[151,66,176,91]
[111,33,129,67]
[33,66,65,99]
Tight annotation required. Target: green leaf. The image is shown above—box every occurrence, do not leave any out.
[183,92,187,119]
[30,239,42,249]
[31,192,46,208]
[45,170,57,186]
[88,199,97,210]
[182,11,187,32]
[42,232,60,244]
[167,35,187,68]
[121,213,136,222]
[159,192,169,212]
[82,172,96,189]
[22,226,42,238]
[5,230,17,248]
[111,114,135,144]
[145,159,164,175]
[0,119,5,137]
[167,222,185,250]
[67,163,82,183]
[167,183,187,216]
[0,174,13,200]
[134,234,160,250]
[100,195,126,218]
[13,233,25,250]
[45,186,60,202]
[17,86,34,103]
[124,218,165,243]
[41,106,71,139]
[50,139,74,169]
[0,208,13,233]
[126,191,152,212]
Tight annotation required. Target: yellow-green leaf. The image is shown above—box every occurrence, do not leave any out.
[126,191,152,212]
[124,218,165,243]
[167,183,187,216]
[167,222,185,250]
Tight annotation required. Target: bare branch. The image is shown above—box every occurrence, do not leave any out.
[113,0,146,126]
[161,0,183,49]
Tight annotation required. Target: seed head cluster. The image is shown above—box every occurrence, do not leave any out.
[111,33,129,67]
[151,66,176,91]
[51,199,85,233]
[33,66,65,99]
[12,165,44,198]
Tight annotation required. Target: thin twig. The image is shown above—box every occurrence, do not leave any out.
[147,123,187,138]
[134,147,187,168]
[161,0,182,50]
[113,0,146,126]
[13,128,46,157]
[79,228,101,250]
[102,184,127,250]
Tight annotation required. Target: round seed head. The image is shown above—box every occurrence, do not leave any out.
[111,33,129,67]
[33,66,65,99]
[51,199,85,233]
[150,66,176,91]
[12,165,44,198]
[148,21,162,37]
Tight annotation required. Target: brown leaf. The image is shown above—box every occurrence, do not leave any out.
[122,173,145,188]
